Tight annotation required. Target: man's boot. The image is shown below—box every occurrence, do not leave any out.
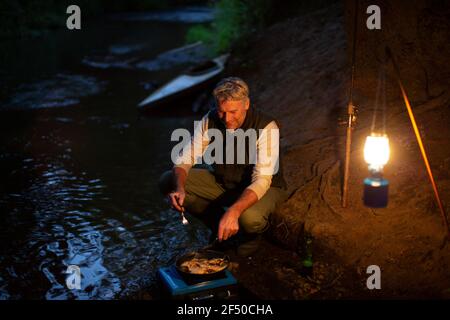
[236,233,263,258]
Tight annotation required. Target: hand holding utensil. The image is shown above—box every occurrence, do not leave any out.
[174,196,189,225]
[180,206,189,225]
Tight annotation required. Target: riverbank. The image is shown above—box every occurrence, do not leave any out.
[219,1,450,299]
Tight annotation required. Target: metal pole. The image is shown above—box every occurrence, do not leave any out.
[342,0,359,208]
[342,103,355,208]
[386,47,450,238]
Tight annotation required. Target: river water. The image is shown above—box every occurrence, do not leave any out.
[0,6,214,299]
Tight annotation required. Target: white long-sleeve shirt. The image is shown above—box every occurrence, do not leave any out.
[173,112,280,200]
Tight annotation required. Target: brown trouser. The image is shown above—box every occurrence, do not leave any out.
[158,167,288,235]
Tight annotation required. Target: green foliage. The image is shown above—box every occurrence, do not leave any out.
[185,0,273,55]
[185,25,214,45]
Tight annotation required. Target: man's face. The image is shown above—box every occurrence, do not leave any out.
[217,99,250,129]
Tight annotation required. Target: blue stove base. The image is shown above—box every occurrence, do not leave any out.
[158,265,237,297]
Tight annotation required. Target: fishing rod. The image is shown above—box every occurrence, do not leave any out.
[342,0,359,208]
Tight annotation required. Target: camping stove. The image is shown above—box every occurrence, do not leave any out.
[158,265,238,300]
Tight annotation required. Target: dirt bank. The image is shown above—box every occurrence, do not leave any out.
[223,1,450,299]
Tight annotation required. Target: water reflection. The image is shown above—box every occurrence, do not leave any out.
[135,42,208,72]
[111,6,215,23]
[0,6,213,300]
[2,74,106,110]
[83,41,209,72]
[0,158,209,299]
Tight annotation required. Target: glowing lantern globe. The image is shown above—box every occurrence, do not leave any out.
[363,134,390,208]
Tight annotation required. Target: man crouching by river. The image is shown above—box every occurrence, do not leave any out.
[159,77,288,257]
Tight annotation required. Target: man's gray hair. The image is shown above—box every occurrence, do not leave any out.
[213,77,249,103]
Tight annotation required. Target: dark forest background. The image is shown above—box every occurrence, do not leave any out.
[0,0,339,46]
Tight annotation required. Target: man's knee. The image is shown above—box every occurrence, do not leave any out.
[158,170,174,195]
[239,209,268,234]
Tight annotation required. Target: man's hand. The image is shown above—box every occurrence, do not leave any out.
[168,189,185,212]
[218,208,241,241]
[217,189,259,241]
[168,167,188,212]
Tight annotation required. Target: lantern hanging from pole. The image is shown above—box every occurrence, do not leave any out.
[363,133,390,208]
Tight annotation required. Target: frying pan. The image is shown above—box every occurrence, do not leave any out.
[175,249,230,282]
